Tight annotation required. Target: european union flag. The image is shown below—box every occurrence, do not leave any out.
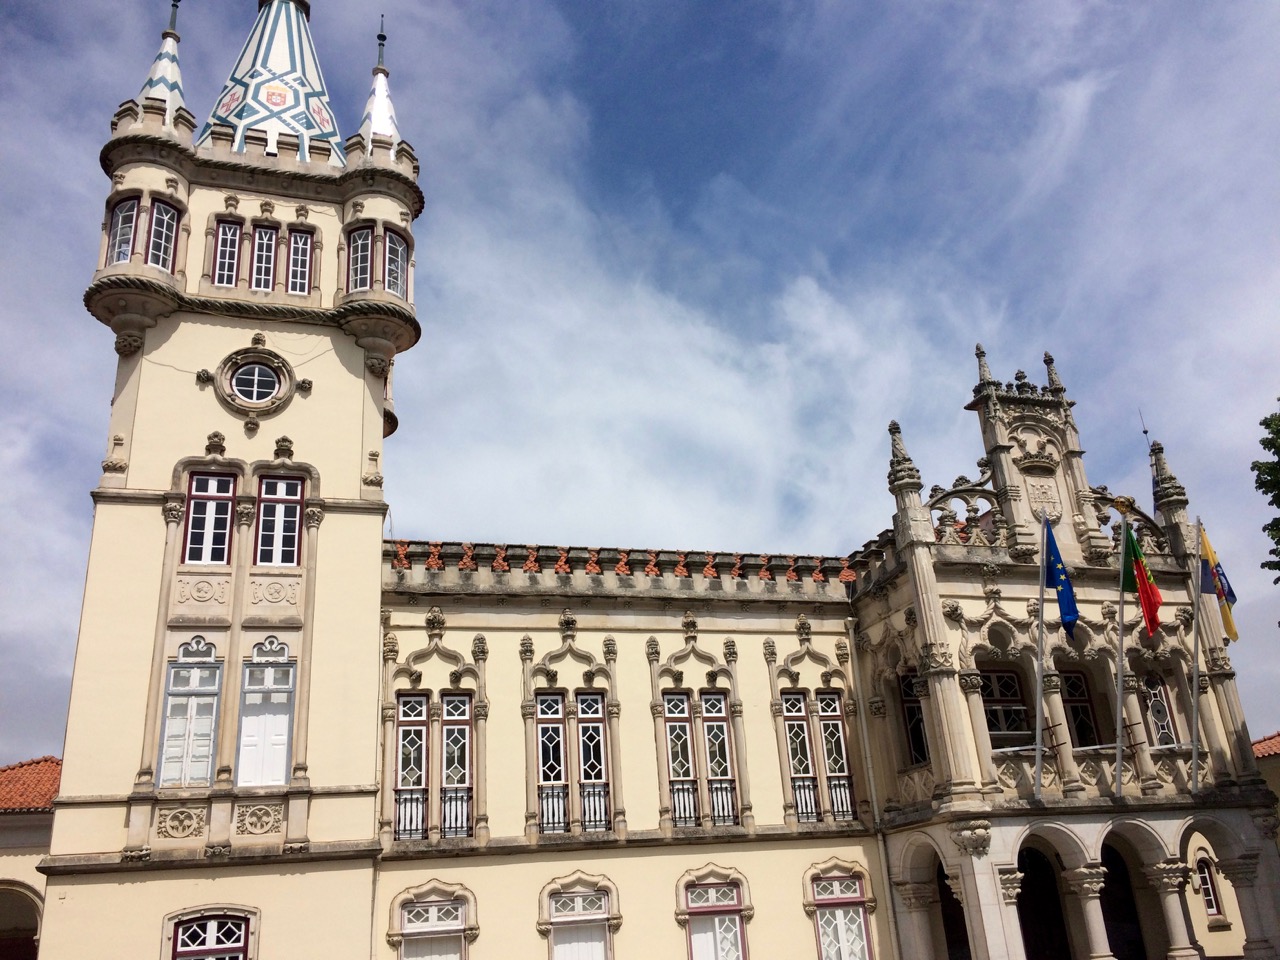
[1044,523,1079,639]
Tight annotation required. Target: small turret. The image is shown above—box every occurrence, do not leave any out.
[358,18,403,150]
[196,0,346,166]
[137,0,189,131]
[1149,440,1194,556]
[887,420,923,494]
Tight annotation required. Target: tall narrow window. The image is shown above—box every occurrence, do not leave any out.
[348,227,372,291]
[251,226,277,291]
[685,885,747,960]
[900,673,929,766]
[1196,858,1223,917]
[441,695,473,837]
[549,891,610,960]
[159,640,220,788]
[148,201,179,272]
[255,477,302,566]
[701,692,738,826]
[395,695,428,840]
[173,916,249,960]
[784,692,819,822]
[664,693,698,827]
[236,639,293,787]
[213,221,241,286]
[577,693,610,832]
[386,231,409,298]
[1141,674,1178,746]
[400,899,466,960]
[817,692,855,821]
[287,231,312,294]
[1061,672,1099,747]
[184,474,235,565]
[980,670,1032,748]
[811,876,872,960]
[537,693,568,833]
[108,199,138,264]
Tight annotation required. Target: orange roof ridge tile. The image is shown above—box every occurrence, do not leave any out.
[0,755,62,813]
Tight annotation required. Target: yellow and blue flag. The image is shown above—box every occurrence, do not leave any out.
[1200,526,1238,642]
[1044,523,1079,639]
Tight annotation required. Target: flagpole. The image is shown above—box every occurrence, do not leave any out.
[1035,512,1047,801]
[1114,503,1129,797]
[1191,518,1203,793]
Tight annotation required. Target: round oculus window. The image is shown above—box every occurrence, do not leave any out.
[231,363,280,403]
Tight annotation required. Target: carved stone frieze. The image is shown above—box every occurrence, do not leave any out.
[156,807,206,839]
[950,819,992,858]
[997,868,1024,904]
[1063,866,1108,898]
[175,577,230,606]
[249,579,300,605]
[235,803,284,835]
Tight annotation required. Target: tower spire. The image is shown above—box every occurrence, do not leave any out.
[358,15,403,150]
[197,0,346,166]
[137,0,187,129]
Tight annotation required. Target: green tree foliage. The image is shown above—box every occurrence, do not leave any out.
[1252,402,1280,583]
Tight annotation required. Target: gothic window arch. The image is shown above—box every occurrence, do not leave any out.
[388,880,479,960]
[163,905,259,960]
[384,608,489,842]
[522,611,622,837]
[1139,672,1178,747]
[765,615,856,826]
[975,658,1034,750]
[675,864,753,960]
[648,614,751,833]
[106,193,143,264]
[537,871,622,960]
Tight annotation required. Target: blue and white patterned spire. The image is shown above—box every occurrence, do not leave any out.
[357,18,402,150]
[196,0,346,167]
[138,0,187,127]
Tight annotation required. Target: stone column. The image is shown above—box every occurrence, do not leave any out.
[1120,675,1161,795]
[1208,651,1263,782]
[472,633,490,846]
[893,881,940,958]
[960,671,1000,790]
[646,638,674,836]
[729,699,754,832]
[690,698,713,829]
[1063,865,1119,960]
[808,697,834,824]
[520,637,538,841]
[606,698,627,837]
[1042,673,1083,794]
[1141,861,1199,960]
[1217,854,1277,958]
[566,700,583,835]
[993,866,1030,960]
[913,676,951,796]
[378,700,397,849]
[922,642,981,798]
[1194,675,1234,786]
[764,639,799,829]
[427,700,443,841]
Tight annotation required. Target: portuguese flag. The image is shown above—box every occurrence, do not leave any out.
[1122,526,1163,636]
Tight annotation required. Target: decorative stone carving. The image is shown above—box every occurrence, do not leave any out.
[644,551,661,577]
[1251,808,1279,841]
[614,550,631,575]
[1142,861,1189,893]
[559,609,578,637]
[950,819,992,858]
[205,431,226,456]
[702,553,719,578]
[236,803,284,835]
[682,611,698,637]
[362,472,384,488]
[121,846,152,862]
[115,332,144,356]
[763,639,776,662]
[957,672,982,694]
[1063,866,1108,898]
[520,635,534,661]
[894,881,936,911]
[176,578,230,604]
[297,378,312,393]
[156,807,206,839]
[997,867,1024,904]
[273,436,293,459]
[603,636,617,661]
[471,634,488,662]
[457,543,478,572]
[249,579,299,605]
[524,545,542,573]
[203,844,230,858]
[235,502,255,526]
[757,555,773,580]
[868,697,886,718]
[723,638,737,663]
[163,500,185,525]
[366,355,389,378]
[425,605,446,635]
[920,643,953,674]
[304,506,323,529]
[554,547,571,574]
[794,614,812,641]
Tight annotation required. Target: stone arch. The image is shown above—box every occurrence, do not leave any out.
[0,881,42,955]
[1098,816,1173,865]
[1174,813,1251,862]
[1013,819,1092,870]
[896,831,949,884]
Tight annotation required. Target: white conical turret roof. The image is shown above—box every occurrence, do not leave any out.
[196,0,345,166]
[138,1,187,127]
[357,20,402,149]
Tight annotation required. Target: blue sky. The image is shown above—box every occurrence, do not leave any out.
[1,0,1279,764]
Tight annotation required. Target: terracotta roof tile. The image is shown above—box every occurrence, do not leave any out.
[1253,732,1280,760]
[0,756,61,813]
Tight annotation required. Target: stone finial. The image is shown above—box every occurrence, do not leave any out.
[519,635,534,661]
[645,637,660,662]
[603,635,617,662]
[471,634,488,662]
[887,421,923,492]
[425,605,446,638]
[975,343,995,386]
[205,431,226,456]
[559,609,577,638]
[1149,441,1188,513]
[1044,351,1065,393]
[682,611,698,638]
[274,436,293,460]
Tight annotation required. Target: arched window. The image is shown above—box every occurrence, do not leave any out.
[676,865,753,960]
[538,871,622,960]
[1195,857,1224,918]
[108,198,138,264]
[160,639,221,787]
[1060,671,1099,747]
[163,907,258,960]
[393,691,474,839]
[1140,673,1178,746]
[385,231,409,298]
[803,859,876,960]
[389,880,478,960]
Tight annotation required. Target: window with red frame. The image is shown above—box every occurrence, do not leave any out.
[148,201,180,272]
[347,227,372,291]
[173,915,248,960]
[251,226,277,291]
[811,875,872,960]
[184,474,235,564]
[108,198,138,264]
[255,477,302,566]
[685,883,747,960]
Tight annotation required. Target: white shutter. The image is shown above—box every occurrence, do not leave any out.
[161,695,217,786]
[401,935,462,960]
[689,917,718,960]
[237,697,290,786]
[552,922,607,960]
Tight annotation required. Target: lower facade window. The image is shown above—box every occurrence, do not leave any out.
[236,639,294,787]
[401,899,466,959]
[1060,671,1099,747]
[173,916,249,960]
[549,891,610,960]
[1196,857,1223,917]
[394,693,475,840]
[686,885,746,960]
[812,876,871,960]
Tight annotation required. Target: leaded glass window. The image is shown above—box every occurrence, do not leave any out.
[251,226,277,290]
[214,221,240,286]
[812,875,870,960]
[148,201,179,272]
[109,199,138,264]
[173,916,248,960]
[348,227,372,291]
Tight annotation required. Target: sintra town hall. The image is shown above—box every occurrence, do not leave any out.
[15,2,1280,958]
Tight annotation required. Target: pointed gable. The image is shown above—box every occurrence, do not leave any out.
[196,0,346,166]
